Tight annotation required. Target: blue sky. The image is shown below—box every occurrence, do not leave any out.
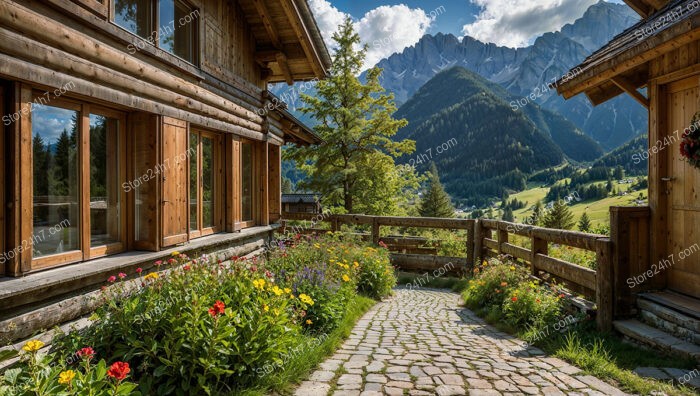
[309,0,627,68]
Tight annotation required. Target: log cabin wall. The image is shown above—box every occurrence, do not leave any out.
[0,0,293,276]
[647,39,700,290]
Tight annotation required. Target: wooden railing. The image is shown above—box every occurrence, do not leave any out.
[280,212,475,277]
[280,211,619,331]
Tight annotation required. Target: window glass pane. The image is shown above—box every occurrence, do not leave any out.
[159,0,196,63]
[189,133,198,231]
[32,105,80,257]
[114,0,153,39]
[201,137,214,228]
[90,114,121,246]
[242,143,253,222]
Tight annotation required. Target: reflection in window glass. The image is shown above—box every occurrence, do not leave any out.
[32,105,80,257]
[90,114,121,246]
[159,0,196,63]
[114,0,153,39]
[189,133,198,231]
[202,137,214,228]
[242,143,253,222]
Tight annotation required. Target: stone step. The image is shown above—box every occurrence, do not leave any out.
[637,298,700,345]
[613,319,700,362]
[639,291,700,320]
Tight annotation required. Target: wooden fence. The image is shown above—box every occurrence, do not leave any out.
[280,211,623,331]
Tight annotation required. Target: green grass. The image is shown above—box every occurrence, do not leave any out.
[464,296,697,396]
[239,295,375,395]
[396,272,470,293]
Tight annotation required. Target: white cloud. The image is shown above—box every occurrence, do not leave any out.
[307,0,434,70]
[462,0,598,48]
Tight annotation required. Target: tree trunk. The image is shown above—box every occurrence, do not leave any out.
[344,180,352,213]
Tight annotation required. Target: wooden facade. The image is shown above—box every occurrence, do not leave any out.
[557,0,700,303]
[0,0,329,277]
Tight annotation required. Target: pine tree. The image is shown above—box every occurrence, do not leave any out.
[530,200,544,225]
[281,177,294,194]
[285,17,418,215]
[578,212,591,232]
[502,207,514,222]
[419,163,455,218]
[542,200,576,230]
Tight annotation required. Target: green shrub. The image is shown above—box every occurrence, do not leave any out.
[58,253,299,395]
[0,341,138,396]
[502,281,562,331]
[462,257,528,310]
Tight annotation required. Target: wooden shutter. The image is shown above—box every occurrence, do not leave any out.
[161,117,189,247]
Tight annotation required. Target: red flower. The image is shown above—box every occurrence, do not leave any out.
[136,267,143,274]
[107,276,116,283]
[168,258,176,264]
[208,300,226,317]
[154,260,163,266]
[107,361,130,381]
[511,297,518,302]
[183,264,191,271]
[250,265,258,273]
[558,293,566,299]
[378,241,388,249]
[118,272,127,279]
[77,347,95,359]
[265,270,272,278]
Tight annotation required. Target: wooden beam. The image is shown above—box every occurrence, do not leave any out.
[278,0,325,78]
[251,0,295,85]
[611,75,650,108]
[276,52,294,86]
[624,0,653,18]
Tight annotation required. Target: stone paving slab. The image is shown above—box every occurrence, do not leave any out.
[294,289,630,396]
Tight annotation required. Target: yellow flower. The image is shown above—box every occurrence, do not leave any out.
[314,243,321,249]
[298,293,314,306]
[482,260,488,266]
[509,266,516,271]
[22,340,44,352]
[289,294,295,299]
[273,308,280,316]
[263,304,269,312]
[58,370,75,385]
[342,274,350,282]
[306,319,312,325]
[171,251,180,257]
[253,279,266,290]
[272,286,284,296]
[353,261,359,268]
[144,272,159,281]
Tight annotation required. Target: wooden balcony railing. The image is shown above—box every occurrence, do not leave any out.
[279,210,633,331]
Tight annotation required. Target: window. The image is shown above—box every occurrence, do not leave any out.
[30,100,126,267]
[241,141,254,224]
[189,130,222,237]
[113,0,198,64]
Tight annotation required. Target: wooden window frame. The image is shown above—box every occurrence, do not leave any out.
[110,0,200,66]
[0,85,4,276]
[239,139,256,229]
[25,93,127,271]
[84,105,128,260]
[188,128,223,239]
[73,0,109,18]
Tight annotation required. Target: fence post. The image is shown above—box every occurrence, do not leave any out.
[596,238,613,332]
[531,234,547,276]
[466,221,475,272]
[473,220,483,265]
[331,217,339,232]
[497,225,508,255]
[371,218,380,245]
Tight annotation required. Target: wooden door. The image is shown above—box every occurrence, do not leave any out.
[665,76,700,298]
[0,85,4,276]
[161,117,189,247]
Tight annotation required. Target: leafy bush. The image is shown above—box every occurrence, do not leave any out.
[58,253,299,395]
[0,341,138,396]
[462,256,566,335]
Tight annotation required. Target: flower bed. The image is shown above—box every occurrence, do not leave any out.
[0,233,395,395]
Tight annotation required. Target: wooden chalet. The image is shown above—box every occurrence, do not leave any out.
[282,193,321,213]
[0,0,329,338]
[556,0,700,358]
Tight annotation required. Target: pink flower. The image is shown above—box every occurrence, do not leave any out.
[118,272,127,279]
[136,268,143,274]
[168,258,176,264]
[250,265,258,273]
[107,276,116,283]
[265,270,272,278]
[154,260,163,266]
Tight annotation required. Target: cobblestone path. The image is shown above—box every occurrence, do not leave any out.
[295,289,628,396]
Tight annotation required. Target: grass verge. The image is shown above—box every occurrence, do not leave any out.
[467,304,697,396]
[239,294,376,395]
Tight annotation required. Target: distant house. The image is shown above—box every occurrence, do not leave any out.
[282,194,322,214]
[556,0,700,355]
